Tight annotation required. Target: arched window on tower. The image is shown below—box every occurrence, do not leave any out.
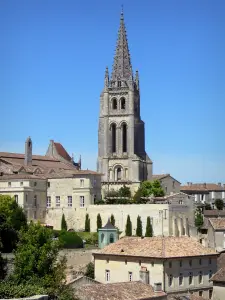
[109,233,114,243]
[122,123,127,153]
[111,123,116,153]
[117,167,122,181]
[121,98,125,109]
[112,98,117,110]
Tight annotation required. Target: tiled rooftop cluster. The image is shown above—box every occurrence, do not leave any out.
[95,236,217,258]
[209,218,225,230]
[76,281,166,300]
[181,183,225,192]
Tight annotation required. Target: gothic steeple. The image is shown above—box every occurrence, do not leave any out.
[111,10,133,83]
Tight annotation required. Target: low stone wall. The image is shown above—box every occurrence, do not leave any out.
[1,295,48,300]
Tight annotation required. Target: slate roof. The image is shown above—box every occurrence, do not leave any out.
[94,236,217,258]
[101,219,116,230]
[209,218,225,230]
[76,281,166,300]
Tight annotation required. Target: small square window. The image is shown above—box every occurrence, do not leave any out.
[209,289,213,299]
[20,182,23,186]
[199,258,202,265]
[189,272,193,285]
[128,271,132,281]
[169,261,172,268]
[80,196,85,208]
[14,195,18,203]
[68,196,72,207]
[47,197,51,208]
[105,270,110,282]
[168,275,173,287]
[179,273,183,285]
[56,196,60,207]
[106,258,109,263]
[125,260,127,265]
[47,182,50,188]
[199,271,203,284]
[80,179,84,187]
[209,258,212,265]
[199,291,203,297]
[151,262,154,267]
[139,260,141,266]
[8,182,11,187]
[179,260,182,267]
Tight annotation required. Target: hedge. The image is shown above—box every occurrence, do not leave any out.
[52,230,83,249]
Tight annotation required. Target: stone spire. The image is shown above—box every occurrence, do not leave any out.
[111,10,133,82]
[104,66,109,89]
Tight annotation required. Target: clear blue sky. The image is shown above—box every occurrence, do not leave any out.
[1,0,225,184]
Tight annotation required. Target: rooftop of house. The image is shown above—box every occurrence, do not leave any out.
[204,210,225,217]
[181,183,225,192]
[152,174,181,183]
[209,218,225,230]
[217,251,225,269]
[76,281,166,300]
[94,236,217,259]
[210,267,225,283]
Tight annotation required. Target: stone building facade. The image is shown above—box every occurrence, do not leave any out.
[97,11,152,196]
[93,236,217,299]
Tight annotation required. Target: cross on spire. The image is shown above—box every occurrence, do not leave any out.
[111,9,133,82]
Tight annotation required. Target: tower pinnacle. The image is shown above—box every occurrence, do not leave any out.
[111,10,133,82]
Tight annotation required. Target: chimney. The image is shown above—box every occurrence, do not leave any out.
[154,282,162,292]
[25,137,32,166]
[218,182,221,187]
[139,266,149,284]
[204,183,206,188]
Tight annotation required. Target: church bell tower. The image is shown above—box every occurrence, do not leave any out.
[97,11,153,196]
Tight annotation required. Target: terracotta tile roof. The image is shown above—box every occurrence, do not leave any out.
[217,252,225,269]
[54,142,71,162]
[0,152,59,161]
[204,210,225,217]
[76,281,166,300]
[0,174,46,180]
[152,174,170,180]
[210,267,225,282]
[209,218,225,230]
[152,174,181,183]
[181,183,225,192]
[94,236,217,258]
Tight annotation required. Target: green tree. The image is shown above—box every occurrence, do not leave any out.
[97,213,102,231]
[145,216,153,237]
[85,214,90,232]
[195,211,204,230]
[205,203,212,210]
[84,262,94,279]
[125,215,132,236]
[0,195,27,252]
[61,213,67,231]
[140,180,165,198]
[12,222,75,300]
[133,188,143,203]
[215,199,224,210]
[110,214,115,226]
[136,215,142,237]
[118,185,131,198]
[151,180,165,197]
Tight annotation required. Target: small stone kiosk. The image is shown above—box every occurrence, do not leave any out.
[98,219,118,249]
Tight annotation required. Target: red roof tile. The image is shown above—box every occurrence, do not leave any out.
[54,142,71,162]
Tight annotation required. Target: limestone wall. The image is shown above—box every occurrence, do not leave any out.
[45,203,170,235]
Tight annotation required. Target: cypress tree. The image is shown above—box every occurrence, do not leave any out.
[97,213,102,231]
[110,214,115,226]
[61,213,67,231]
[125,215,132,236]
[145,216,153,237]
[136,215,142,237]
[85,214,90,232]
